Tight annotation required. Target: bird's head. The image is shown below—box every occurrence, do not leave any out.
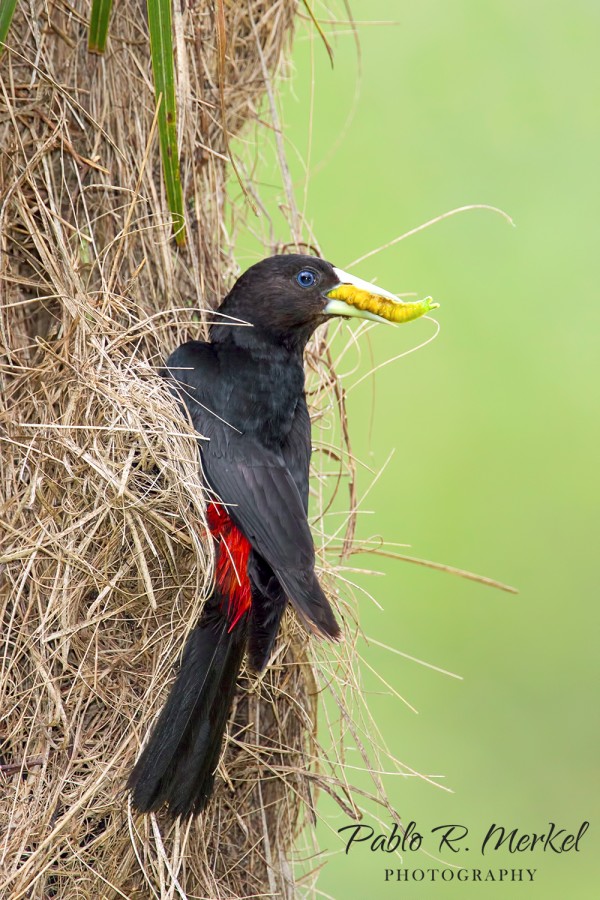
[212,254,438,351]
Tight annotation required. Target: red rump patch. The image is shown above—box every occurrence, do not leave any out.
[206,503,252,630]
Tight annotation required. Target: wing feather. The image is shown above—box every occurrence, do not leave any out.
[202,437,339,640]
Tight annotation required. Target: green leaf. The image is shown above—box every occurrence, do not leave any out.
[147,0,186,245]
[88,0,114,54]
[0,0,18,57]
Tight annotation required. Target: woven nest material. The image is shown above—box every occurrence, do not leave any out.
[0,2,370,897]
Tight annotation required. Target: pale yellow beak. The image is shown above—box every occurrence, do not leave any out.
[324,267,439,325]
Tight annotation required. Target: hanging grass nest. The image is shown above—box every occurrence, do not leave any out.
[0,2,357,897]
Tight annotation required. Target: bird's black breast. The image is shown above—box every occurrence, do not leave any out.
[164,340,306,451]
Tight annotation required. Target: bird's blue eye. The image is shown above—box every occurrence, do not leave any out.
[296,269,316,288]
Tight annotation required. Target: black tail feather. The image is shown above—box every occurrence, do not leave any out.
[128,595,248,818]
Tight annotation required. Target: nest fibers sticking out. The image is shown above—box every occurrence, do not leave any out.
[0,2,333,898]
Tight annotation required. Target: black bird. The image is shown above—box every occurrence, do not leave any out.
[128,254,437,817]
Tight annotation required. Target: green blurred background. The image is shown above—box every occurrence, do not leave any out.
[235,1,599,896]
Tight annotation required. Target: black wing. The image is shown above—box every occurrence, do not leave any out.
[201,425,339,640]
